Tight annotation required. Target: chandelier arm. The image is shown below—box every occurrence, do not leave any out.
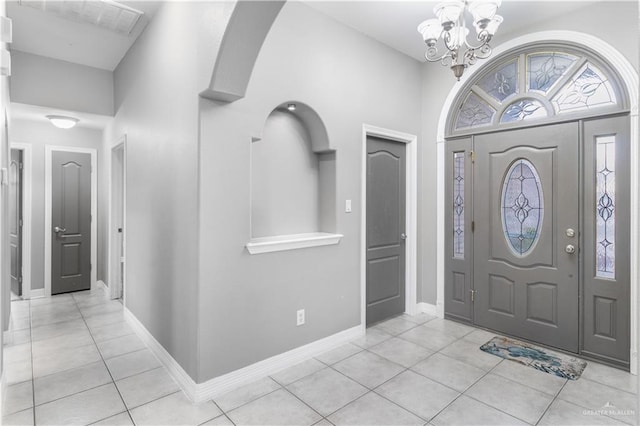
[424,47,453,65]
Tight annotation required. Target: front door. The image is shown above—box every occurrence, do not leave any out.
[473,122,579,352]
[366,136,406,325]
[10,149,23,296]
[51,151,92,294]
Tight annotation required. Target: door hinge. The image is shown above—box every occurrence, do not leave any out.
[470,289,476,302]
[18,276,22,283]
[471,221,475,232]
[19,163,23,170]
[19,219,23,227]
[470,150,475,163]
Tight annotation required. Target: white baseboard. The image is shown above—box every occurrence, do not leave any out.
[0,370,7,417]
[124,308,363,403]
[417,302,441,317]
[29,288,45,299]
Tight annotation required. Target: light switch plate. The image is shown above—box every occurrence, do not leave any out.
[345,199,352,213]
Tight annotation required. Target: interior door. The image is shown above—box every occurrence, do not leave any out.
[9,149,23,296]
[474,122,579,352]
[366,136,406,325]
[52,151,92,294]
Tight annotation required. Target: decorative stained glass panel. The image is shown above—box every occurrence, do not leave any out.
[596,135,616,279]
[527,52,577,93]
[501,99,548,123]
[552,63,617,113]
[478,60,518,102]
[501,159,544,256]
[453,152,465,258]
[455,92,495,129]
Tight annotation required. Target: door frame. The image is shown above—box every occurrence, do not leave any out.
[44,146,97,296]
[435,31,639,374]
[109,136,126,302]
[361,124,418,328]
[9,142,32,299]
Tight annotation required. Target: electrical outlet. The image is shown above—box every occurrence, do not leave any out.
[296,309,305,326]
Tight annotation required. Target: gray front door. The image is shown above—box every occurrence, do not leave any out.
[52,151,92,294]
[366,136,406,325]
[474,123,579,352]
[10,149,23,296]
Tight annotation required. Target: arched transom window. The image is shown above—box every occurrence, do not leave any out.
[448,45,627,136]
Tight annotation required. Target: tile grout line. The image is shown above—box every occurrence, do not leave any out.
[72,291,134,425]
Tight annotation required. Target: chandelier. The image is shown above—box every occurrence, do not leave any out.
[418,0,503,80]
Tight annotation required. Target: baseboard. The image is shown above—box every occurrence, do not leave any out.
[29,288,45,299]
[124,308,363,403]
[417,302,438,316]
[194,324,362,402]
[0,370,7,417]
[124,308,198,399]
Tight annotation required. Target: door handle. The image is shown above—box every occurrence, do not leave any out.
[400,233,407,240]
[54,226,66,233]
[565,244,576,254]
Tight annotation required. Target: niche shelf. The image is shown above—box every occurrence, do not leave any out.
[247,101,341,254]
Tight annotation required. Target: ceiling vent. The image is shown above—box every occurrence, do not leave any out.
[19,0,144,36]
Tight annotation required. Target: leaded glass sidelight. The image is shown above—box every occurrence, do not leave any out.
[501,159,544,256]
[453,152,465,258]
[596,135,616,279]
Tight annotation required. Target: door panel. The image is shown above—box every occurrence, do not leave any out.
[52,151,91,294]
[582,116,630,366]
[474,123,579,352]
[445,138,473,322]
[366,136,406,325]
[10,149,23,296]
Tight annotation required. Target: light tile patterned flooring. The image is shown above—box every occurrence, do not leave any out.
[3,286,638,425]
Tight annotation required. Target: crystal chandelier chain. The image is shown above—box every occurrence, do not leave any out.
[418,0,503,80]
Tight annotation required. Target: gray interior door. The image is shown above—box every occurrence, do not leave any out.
[366,136,406,325]
[9,149,23,296]
[444,138,473,323]
[52,151,91,294]
[582,116,630,366]
[474,123,579,352]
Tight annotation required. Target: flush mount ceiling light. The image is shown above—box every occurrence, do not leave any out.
[418,0,503,80]
[287,103,297,111]
[46,115,79,129]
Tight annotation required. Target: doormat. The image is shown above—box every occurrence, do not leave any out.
[480,336,587,380]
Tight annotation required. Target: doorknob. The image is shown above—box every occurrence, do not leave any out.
[54,226,66,233]
[400,233,407,240]
[565,244,576,254]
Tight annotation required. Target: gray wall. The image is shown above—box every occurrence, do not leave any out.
[10,51,114,116]
[251,110,321,238]
[104,1,234,380]
[10,119,106,290]
[418,0,640,305]
[198,1,423,381]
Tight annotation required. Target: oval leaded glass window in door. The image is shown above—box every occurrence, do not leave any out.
[501,159,544,256]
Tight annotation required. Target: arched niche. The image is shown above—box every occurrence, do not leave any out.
[247,101,339,254]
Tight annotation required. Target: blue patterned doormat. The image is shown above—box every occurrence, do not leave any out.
[480,336,587,380]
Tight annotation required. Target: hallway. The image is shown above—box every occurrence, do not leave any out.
[2,285,637,425]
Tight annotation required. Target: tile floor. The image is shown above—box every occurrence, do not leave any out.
[2,286,638,425]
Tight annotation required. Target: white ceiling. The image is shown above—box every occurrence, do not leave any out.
[305,0,598,62]
[7,0,162,71]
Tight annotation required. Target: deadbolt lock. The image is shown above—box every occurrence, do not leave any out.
[565,228,576,238]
